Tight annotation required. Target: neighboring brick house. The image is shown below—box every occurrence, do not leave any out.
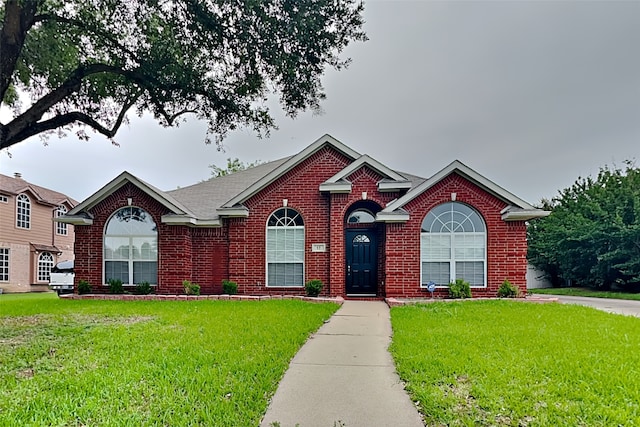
[0,173,76,293]
[61,135,548,298]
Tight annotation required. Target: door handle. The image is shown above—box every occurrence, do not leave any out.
[347,265,351,273]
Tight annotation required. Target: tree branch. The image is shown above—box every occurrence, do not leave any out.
[0,58,216,149]
[4,93,140,146]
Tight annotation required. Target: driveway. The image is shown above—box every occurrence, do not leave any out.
[541,294,640,317]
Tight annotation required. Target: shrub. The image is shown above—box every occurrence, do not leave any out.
[222,279,238,295]
[77,279,91,295]
[134,281,154,295]
[449,278,471,299]
[305,279,323,297]
[497,279,519,298]
[183,280,201,295]
[108,278,124,294]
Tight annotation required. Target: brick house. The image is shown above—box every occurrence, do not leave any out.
[60,135,548,298]
[0,173,76,293]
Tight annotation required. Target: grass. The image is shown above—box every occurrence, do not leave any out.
[529,287,640,301]
[390,300,640,426]
[0,293,339,426]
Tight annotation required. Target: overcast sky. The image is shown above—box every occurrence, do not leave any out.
[1,0,639,205]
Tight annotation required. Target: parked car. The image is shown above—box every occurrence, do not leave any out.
[49,260,74,295]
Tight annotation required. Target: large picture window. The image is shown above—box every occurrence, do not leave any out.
[16,194,30,229]
[421,202,486,287]
[104,207,158,285]
[266,208,304,287]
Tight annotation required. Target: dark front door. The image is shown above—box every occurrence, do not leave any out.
[345,230,378,295]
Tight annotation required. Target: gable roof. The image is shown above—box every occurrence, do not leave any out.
[63,171,194,225]
[167,157,291,220]
[63,134,363,226]
[380,160,549,221]
[319,154,413,193]
[219,134,361,210]
[0,173,77,207]
[63,134,547,227]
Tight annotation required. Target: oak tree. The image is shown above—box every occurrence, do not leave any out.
[0,0,366,150]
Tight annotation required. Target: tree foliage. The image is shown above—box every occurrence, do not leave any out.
[528,162,640,291]
[0,0,366,150]
[208,157,263,177]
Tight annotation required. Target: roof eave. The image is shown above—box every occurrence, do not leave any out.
[501,210,551,221]
[56,215,94,225]
[377,180,412,192]
[161,214,222,227]
[375,211,410,223]
[319,182,352,193]
[216,206,250,218]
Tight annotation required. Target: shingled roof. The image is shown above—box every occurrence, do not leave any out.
[167,156,292,220]
[0,173,77,207]
[63,134,547,227]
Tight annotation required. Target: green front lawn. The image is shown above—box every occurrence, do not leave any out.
[390,300,640,426]
[0,293,338,426]
[529,287,640,301]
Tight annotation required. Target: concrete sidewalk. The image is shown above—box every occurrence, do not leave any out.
[541,294,640,317]
[260,301,424,427]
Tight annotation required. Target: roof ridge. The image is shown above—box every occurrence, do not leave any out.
[0,173,78,205]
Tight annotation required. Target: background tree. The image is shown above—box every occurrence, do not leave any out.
[208,157,264,178]
[528,162,640,291]
[0,0,366,150]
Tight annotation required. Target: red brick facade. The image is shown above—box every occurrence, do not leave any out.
[385,174,527,298]
[70,139,534,298]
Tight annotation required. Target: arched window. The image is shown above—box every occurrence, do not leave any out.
[56,205,68,235]
[421,202,486,287]
[104,207,157,285]
[347,209,375,224]
[38,252,54,282]
[16,194,30,229]
[266,208,304,287]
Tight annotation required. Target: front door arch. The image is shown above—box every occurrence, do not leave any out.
[345,229,378,295]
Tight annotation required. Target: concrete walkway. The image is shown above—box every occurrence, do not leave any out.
[260,301,424,427]
[541,294,640,317]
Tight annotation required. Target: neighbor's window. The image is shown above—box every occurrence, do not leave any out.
[266,208,304,287]
[56,205,68,235]
[16,194,30,229]
[37,252,54,282]
[421,202,486,287]
[0,248,9,282]
[104,207,158,285]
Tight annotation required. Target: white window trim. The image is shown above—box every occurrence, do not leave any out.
[37,252,54,283]
[420,232,487,288]
[420,203,487,288]
[16,194,31,229]
[0,195,8,203]
[103,207,158,286]
[0,248,9,282]
[56,205,68,235]
[265,208,305,288]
